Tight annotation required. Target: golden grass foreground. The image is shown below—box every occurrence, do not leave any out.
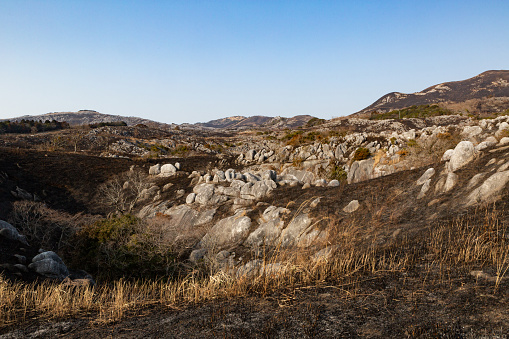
[1,205,509,329]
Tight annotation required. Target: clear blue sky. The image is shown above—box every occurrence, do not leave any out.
[1,0,508,124]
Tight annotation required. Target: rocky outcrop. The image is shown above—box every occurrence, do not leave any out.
[348,159,375,184]
[198,209,252,250]
[466,171,509,206]
[28,251,69,281]
[447,141,476,172]
[0,220,28,245]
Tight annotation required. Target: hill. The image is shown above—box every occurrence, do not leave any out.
[193,114,315,129]
[354,70,509,118]
[2,110,173,129]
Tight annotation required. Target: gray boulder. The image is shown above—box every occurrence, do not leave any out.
[28,251,69,280]
[448,141,475,172]
[416,168,435,185]
[466,170,509,206]
[193,183,228,205]
[240,180,277,200]
[236,259,263,278]
[189,249,208,263]
[343,200,360,213]
[327,180,340,187]
[244,206,289,247]
[443,172,458,192]
[261,170,277,181]
[244,172,261,183]
[0,220,28,245]
[280,213,312,247]
[149,164,161,175]
[198,210,252,249]
[417,179,431,199]
[246,150,256,161]
[225,169,236,182]
[347,159,375,184]
[160,163,177,176]
[282,168,315,185]
[163,204,216,233]
[186,193,196,204]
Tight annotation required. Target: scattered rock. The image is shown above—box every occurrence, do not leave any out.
[186,193,196,204]
[448,141,475,172]
[198,210,252,249]
[466,170,509,206]
[28,251,69,280]
[416,168,435,185]
[417,179,431,199]
[149,164,161,175]
[343,200,360,213]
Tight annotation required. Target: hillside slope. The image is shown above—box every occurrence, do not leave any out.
[354,70,509,118]
[2,110,173,129]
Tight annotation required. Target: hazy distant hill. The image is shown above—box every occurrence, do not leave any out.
[195,115,315,129]
[3,110,315,130]
[353,70,509,118]
[2,110,172,129]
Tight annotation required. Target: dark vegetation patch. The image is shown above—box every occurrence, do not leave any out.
[0,119,69,134]
[370,104,453,120]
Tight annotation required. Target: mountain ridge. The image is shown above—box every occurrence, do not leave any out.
[353,70,509,118]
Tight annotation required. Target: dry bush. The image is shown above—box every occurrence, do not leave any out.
[403,128,462,167]
[2,205,509,327]
[71,214,179,280]
[97,169,152,215]
[8,201,99,252]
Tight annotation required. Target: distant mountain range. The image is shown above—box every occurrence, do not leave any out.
[353,70,509,118]
[2,110,315,130]
[2,110,171,129]
[193,115,315,129]
[4,70,509,128]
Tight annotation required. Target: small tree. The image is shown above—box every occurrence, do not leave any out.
[98,170,152,215]
[353,147,371,161]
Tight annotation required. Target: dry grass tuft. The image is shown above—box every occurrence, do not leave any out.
[1,205,509,328]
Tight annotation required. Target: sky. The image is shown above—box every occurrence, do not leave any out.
[1,1,508,124]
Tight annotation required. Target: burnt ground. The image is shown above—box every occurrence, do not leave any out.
[3,143,509,337]
[3,272,509,338]
[0,147,225,219]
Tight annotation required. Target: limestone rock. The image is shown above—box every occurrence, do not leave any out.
[244,206,289,247]
[193,184,228,205]
[417,179,431,199]
[443,172,458,192]
[327,180,340,187]
[0,220,28,246]
[441,149,454,162]
[461,126,482,139]
[416,168,435,185]
[186,193,196,204]
[189,249,208,263]
[198,210,252,249]
[448,141,475,172]
[160,163,177,176]
[347,159,375,184]
[343,200,360,213]
[466,170,509,206]
[149,164,161,175]
[467,172,487,189]
[29,251,69,280]
[280,213,312,247]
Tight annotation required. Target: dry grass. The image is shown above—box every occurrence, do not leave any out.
[1,205,508,329]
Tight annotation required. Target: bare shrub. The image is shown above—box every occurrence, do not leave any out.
[73,214,179,279]
[8,201,99,251]
[97,170,152,215]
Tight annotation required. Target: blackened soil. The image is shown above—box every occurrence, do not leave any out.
[0,147,222,219]
[4,273,509,338]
